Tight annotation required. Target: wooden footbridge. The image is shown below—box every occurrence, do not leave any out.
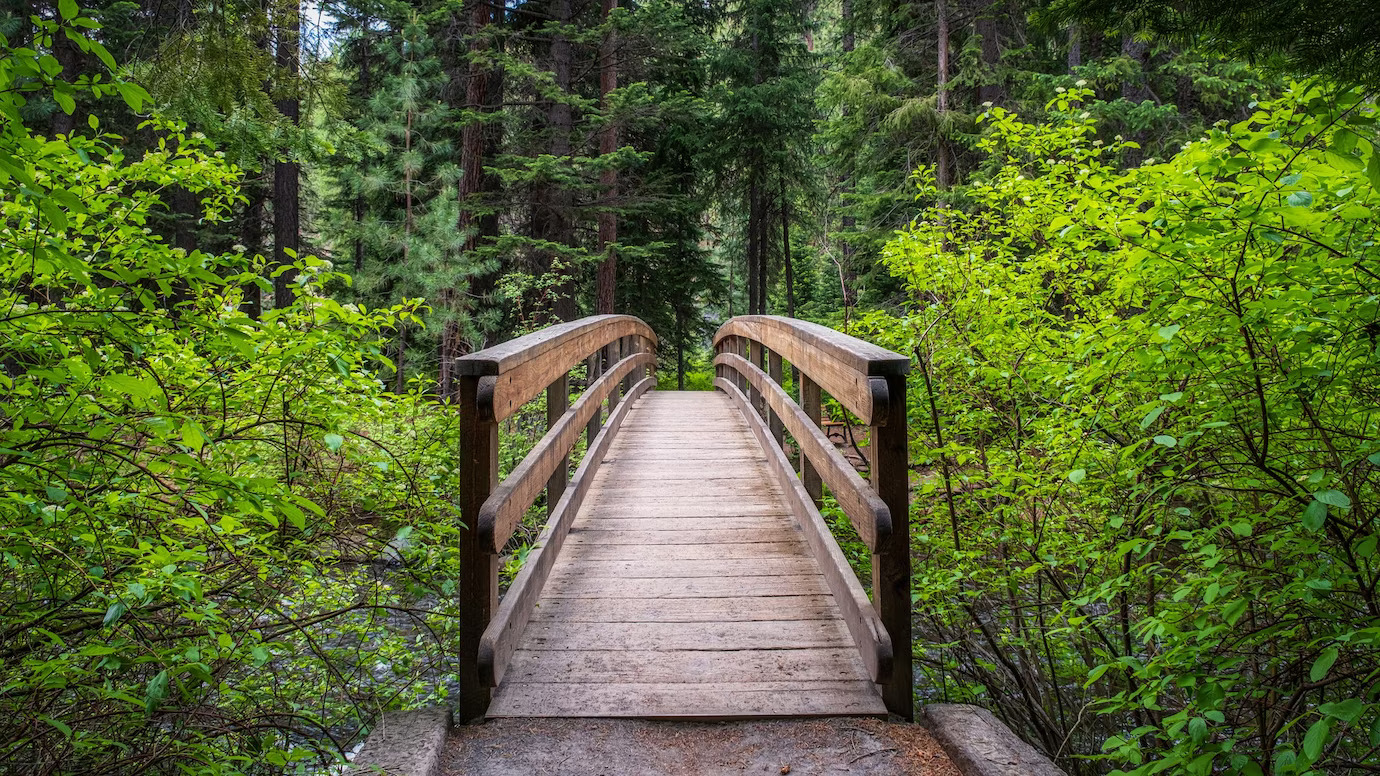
[454,315,912,722]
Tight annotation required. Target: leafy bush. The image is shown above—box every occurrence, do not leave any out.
[0,15,465,774]
[884,85,1380,775]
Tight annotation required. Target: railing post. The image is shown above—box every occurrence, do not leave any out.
[871,374,912,719]
[747,340,765,422]
[606,340,622,411]
[620,335,633,396]
[458,374,499,721]
[768,350,785,449]
[585,351,603,443]
[546,372,569,516]
[799,374,823,508]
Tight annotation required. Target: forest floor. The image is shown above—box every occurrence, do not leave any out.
[441,717,959,775]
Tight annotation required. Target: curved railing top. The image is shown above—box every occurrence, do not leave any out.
[457,314,657,422]
[713,316,910,376]
[714,316,909,425]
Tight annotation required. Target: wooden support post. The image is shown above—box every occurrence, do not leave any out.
[800,374,823,508]
[458,374,500,721]
[546,373,569,516]
[606,341,622,411]
[620,336,633,396]
[768,350,785,449]
[747,340,765,422]
[586,352,603,446]
[871,374,912,719]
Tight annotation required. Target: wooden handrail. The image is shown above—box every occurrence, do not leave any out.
[713,351,890,551]
[712,315,913,720]
[457,316,657,720]
[713,315,908,425]
[458,314,657,422]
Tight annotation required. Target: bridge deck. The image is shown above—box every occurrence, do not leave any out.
[486,391,887,718]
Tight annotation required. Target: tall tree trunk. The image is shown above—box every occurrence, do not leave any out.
[747,175,761,315]
[595,0,619,314]
[541,0,577,321]
[936,0,952,188]
[241,176,265,318]
[48,0,80,138]
[354,28,371,274]
[974,1,1004,107]
[781,179,794,318]
[838,0,857,308]
[273,0,301,310]
[446,0,497,401]
[1067,24,1081,72]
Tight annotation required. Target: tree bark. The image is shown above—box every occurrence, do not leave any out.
[241,176,265,318]
[1067,24,1081,72]
[936,0,952,189]
[747,175,761,315]
[781,179,794,318]
[540,0,577,321]
[595,0,619,314]
[974,0,1004,107]
[273,0,301,310]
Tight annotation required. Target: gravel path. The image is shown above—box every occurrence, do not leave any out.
[442,717,960,776]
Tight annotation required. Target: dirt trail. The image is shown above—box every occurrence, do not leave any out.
[443,717,960,776]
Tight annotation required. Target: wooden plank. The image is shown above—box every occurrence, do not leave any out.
[575,502,789,518]
[715,351,889,551]
[519,620,852,651]
[479,352,657,553]
[476,377,655,687]
[541,574,831,599]
[565,541,808,561]
[569,517,793,532]
[768,349,785,448]
[542,557,818,579]
[564,528,798,545]
[488,681,886,718]
[529,595,839,623]
[499,647,872,684]
[457,375,499,719]
[458,316,656,422]
[716,376,893,685]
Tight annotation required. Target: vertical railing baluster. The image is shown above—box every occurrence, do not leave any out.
[546,372,569,516]
[458,374,499,721]
[799,374,823,509]
[586,350,603,444]
[768,350,785,449]
[606,340,622,411]
[747,339,765,422]
[871,374,912,720]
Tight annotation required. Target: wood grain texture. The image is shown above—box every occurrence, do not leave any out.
[485,390,885,719]
[712,316,908,425]
[458,315,656,422]
[715,351,890,551]
[716,377,893,685]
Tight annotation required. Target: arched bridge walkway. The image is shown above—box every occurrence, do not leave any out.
[454,316,912,721]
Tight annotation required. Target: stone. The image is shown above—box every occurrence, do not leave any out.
[348,708,452,776]
[921,704,1067,776]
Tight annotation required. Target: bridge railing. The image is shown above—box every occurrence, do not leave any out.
[455,314,657,719]
[712,315,912,719]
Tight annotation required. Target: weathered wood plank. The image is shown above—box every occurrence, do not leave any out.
[499,648,872,684]
[521,619,853,651]
[714,351,890,551]
[529,595,839,623]
[543,557,818,579]
[564,541,809,561]
[563,528,796,545]
[568,517,793,532]
[488,681,887,718]
[716,377,893,685]
[541,574,831,599]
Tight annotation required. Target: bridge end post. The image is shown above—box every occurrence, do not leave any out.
[872,373,913,720]
[458,374,499,722]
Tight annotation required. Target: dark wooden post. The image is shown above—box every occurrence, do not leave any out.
[586,351,603,443]
[768,350,785,448]
[871,374,912,719]
[747,340,765,422]
[606,340,622,410]
[458,374,499,721]
[620,335,633,395]
[800,374,823,508]
[546,373,568,515]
